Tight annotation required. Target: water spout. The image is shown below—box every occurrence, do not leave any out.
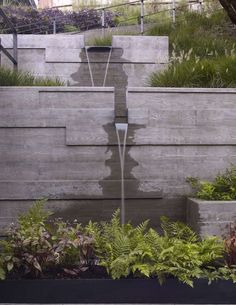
[115,123,128,225]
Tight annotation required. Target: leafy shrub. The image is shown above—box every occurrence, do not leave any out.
[0,6,116,34]
[0,66,64,86]
[0,259,5,280]
[203,224,236,284]
[225,224,236,267]
[51,219,95,276]
[86,211,224,286]
[0,204,233,285]
[85,210,152,279]
[145,217,224,286]
[64,25,79,32]
[187,166,236,200]
[0,199,95,279]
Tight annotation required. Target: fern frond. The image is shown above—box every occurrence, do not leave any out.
[160,216,198,242]
[131,263,151,277]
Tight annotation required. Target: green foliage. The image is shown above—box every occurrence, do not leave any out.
[187,166,236,200]
[160,216,197,242]
[0,259,6,280]
[0,200,94,278]
[64,25,79,32]
[85,210,151,279]
[51,219,95,270]
[86,211,224,286]
[18,199,52,229]
[89,34,112,46]
[0,204,233,285]
[145,221,224,287]
[148,10,236,88]
[148,10,234,59]
[149,55,236,88]
[0,66,64,86]
[0,199,54,277]
[113,4,140,26]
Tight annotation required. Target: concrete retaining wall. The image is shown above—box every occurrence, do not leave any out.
[1,86,236,234]
[0,35,168,88]
[0,86,164,235]
[127,87,236,224]
[0,35,85,84]
[187,198,236,237]
[0,35,168,120]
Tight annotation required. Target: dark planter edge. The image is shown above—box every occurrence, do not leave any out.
[0,278,236,304]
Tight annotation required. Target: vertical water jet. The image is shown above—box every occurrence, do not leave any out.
[115,123,128,225]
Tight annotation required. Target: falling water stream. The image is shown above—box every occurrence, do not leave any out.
[85,46,112,87]
[85,45,128,224]
[85,46,94,87]
[115,123,128,225]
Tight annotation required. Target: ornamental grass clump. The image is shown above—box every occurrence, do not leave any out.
[0,66,64,86]
[149,56,236,88]
[148,9,236,88]
[89,34,113,46]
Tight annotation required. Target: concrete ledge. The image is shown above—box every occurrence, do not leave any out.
[0,34,85,49]
[186,198,236,237]
[0,86,114,92]
[127,87,236,93]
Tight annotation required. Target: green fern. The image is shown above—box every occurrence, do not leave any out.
[160,216,198,242]
[19,199,51,229]
[0,259,6,280]
[86,210,152,279]
[187,166,236,200]
[86,213,223,285]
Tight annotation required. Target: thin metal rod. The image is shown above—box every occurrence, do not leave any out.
[0,8,16,33]
[140,0,144,35]
[172,0,176,24]
[53,20,56,34]
[101,9,105,38]
[0,41,17,65]
[13,32,17,70]
[198,0,203,13]
[98,0,140,11]
[15,14,68,30]
[0,7,18,69]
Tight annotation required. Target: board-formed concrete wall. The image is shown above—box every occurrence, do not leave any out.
[127,87,236,219]
[0,35,168,120]
[1,86,236,235]
[111,36,168,87]
[0,35,168,88]
[0,35,85,84]
[0,87,114,234]
[0,86,163,235]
